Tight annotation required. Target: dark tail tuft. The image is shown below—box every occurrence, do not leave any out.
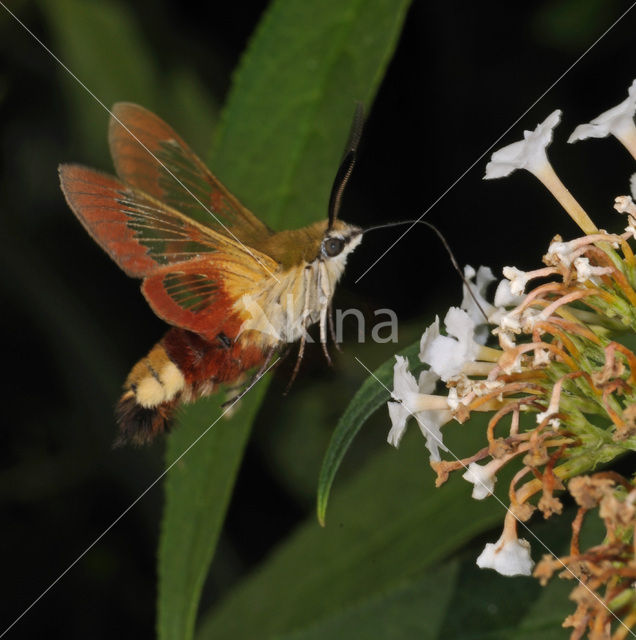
[114,393,176,447]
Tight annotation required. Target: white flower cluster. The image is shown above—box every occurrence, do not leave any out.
[484,79,636,184]
[387,356,450,460]
[484,79,636,236]
[388,79,636,581]
[387,267,520,460]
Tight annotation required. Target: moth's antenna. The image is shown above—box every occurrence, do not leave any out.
[328,102,365,230]
[364,220,490,323]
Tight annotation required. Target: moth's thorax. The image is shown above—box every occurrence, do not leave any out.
[235,220,362,346]
[256,219,358,268]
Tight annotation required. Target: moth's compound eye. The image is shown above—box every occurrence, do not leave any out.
[323,237,345,257]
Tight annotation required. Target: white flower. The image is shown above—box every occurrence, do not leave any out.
[420,308,480,381]
[476,531,534,577]
[499,310,522,334]
[546,239,576,267]
[446,386,460,411]
[533,348,551,367]
[387,356,450,461]
[387,356,417,448]
[417,369,438,395]
[419,316,440,363]
[391,355,418,404]
[502,266,529,296]
[568,79,636,144]
[483,109,597,234]
[484,110,561,179]
[573,256,611,283]
[494,279,518,307]
[614,195,636,216]
[387,401,409,448]
[631,173,636,200]
[520,307,542,333]
[415,417,448,462]
[462,461,497,500]
[535,409,560,430]
[461,265,496,333]
[490,280,524,324]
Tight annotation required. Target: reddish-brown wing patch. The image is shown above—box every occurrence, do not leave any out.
[141,259,245,341]
[59,164,276,272]
[60,164,279,338]
[108,102,272,244]
[60,165,160,277]
[59,164,230,276]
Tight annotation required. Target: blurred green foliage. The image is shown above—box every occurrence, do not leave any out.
[39,0,218,163]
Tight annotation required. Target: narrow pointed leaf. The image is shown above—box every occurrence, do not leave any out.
[158,386,269,640]
[277,560,461,640]
[158,0,412,638]
[317,339,423,525]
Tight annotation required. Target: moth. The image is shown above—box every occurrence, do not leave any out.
[59,103,364,445]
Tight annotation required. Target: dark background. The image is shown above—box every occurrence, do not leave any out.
[0,0,634,637]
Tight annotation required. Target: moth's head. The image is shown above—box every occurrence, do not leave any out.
[319,219,362,262]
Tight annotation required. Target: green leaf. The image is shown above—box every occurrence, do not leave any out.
[278,560,461,640]
[41,0,221,166]
[213,0,412,227]
[275,552,570,640]
[197,426,503,640]
[247,501,591,640]
[514,578,573,639]
[317,339,422,525]
[158,0,412,638]
[157,384,269,640]
[163,67,220,157]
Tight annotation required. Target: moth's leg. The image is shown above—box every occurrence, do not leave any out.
[319,304,332,365]
[327,301,341,352]
[285,266,312,394]
[221,345,279,407]
[318,260,332,365]
[284,320,307,396]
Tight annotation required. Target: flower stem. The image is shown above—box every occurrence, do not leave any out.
[478,345,503,362]
[534,164,598,234]
[462,361,497,376]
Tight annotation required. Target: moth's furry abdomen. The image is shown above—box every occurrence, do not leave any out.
[113,327,270,445]
[114,391,176,446]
